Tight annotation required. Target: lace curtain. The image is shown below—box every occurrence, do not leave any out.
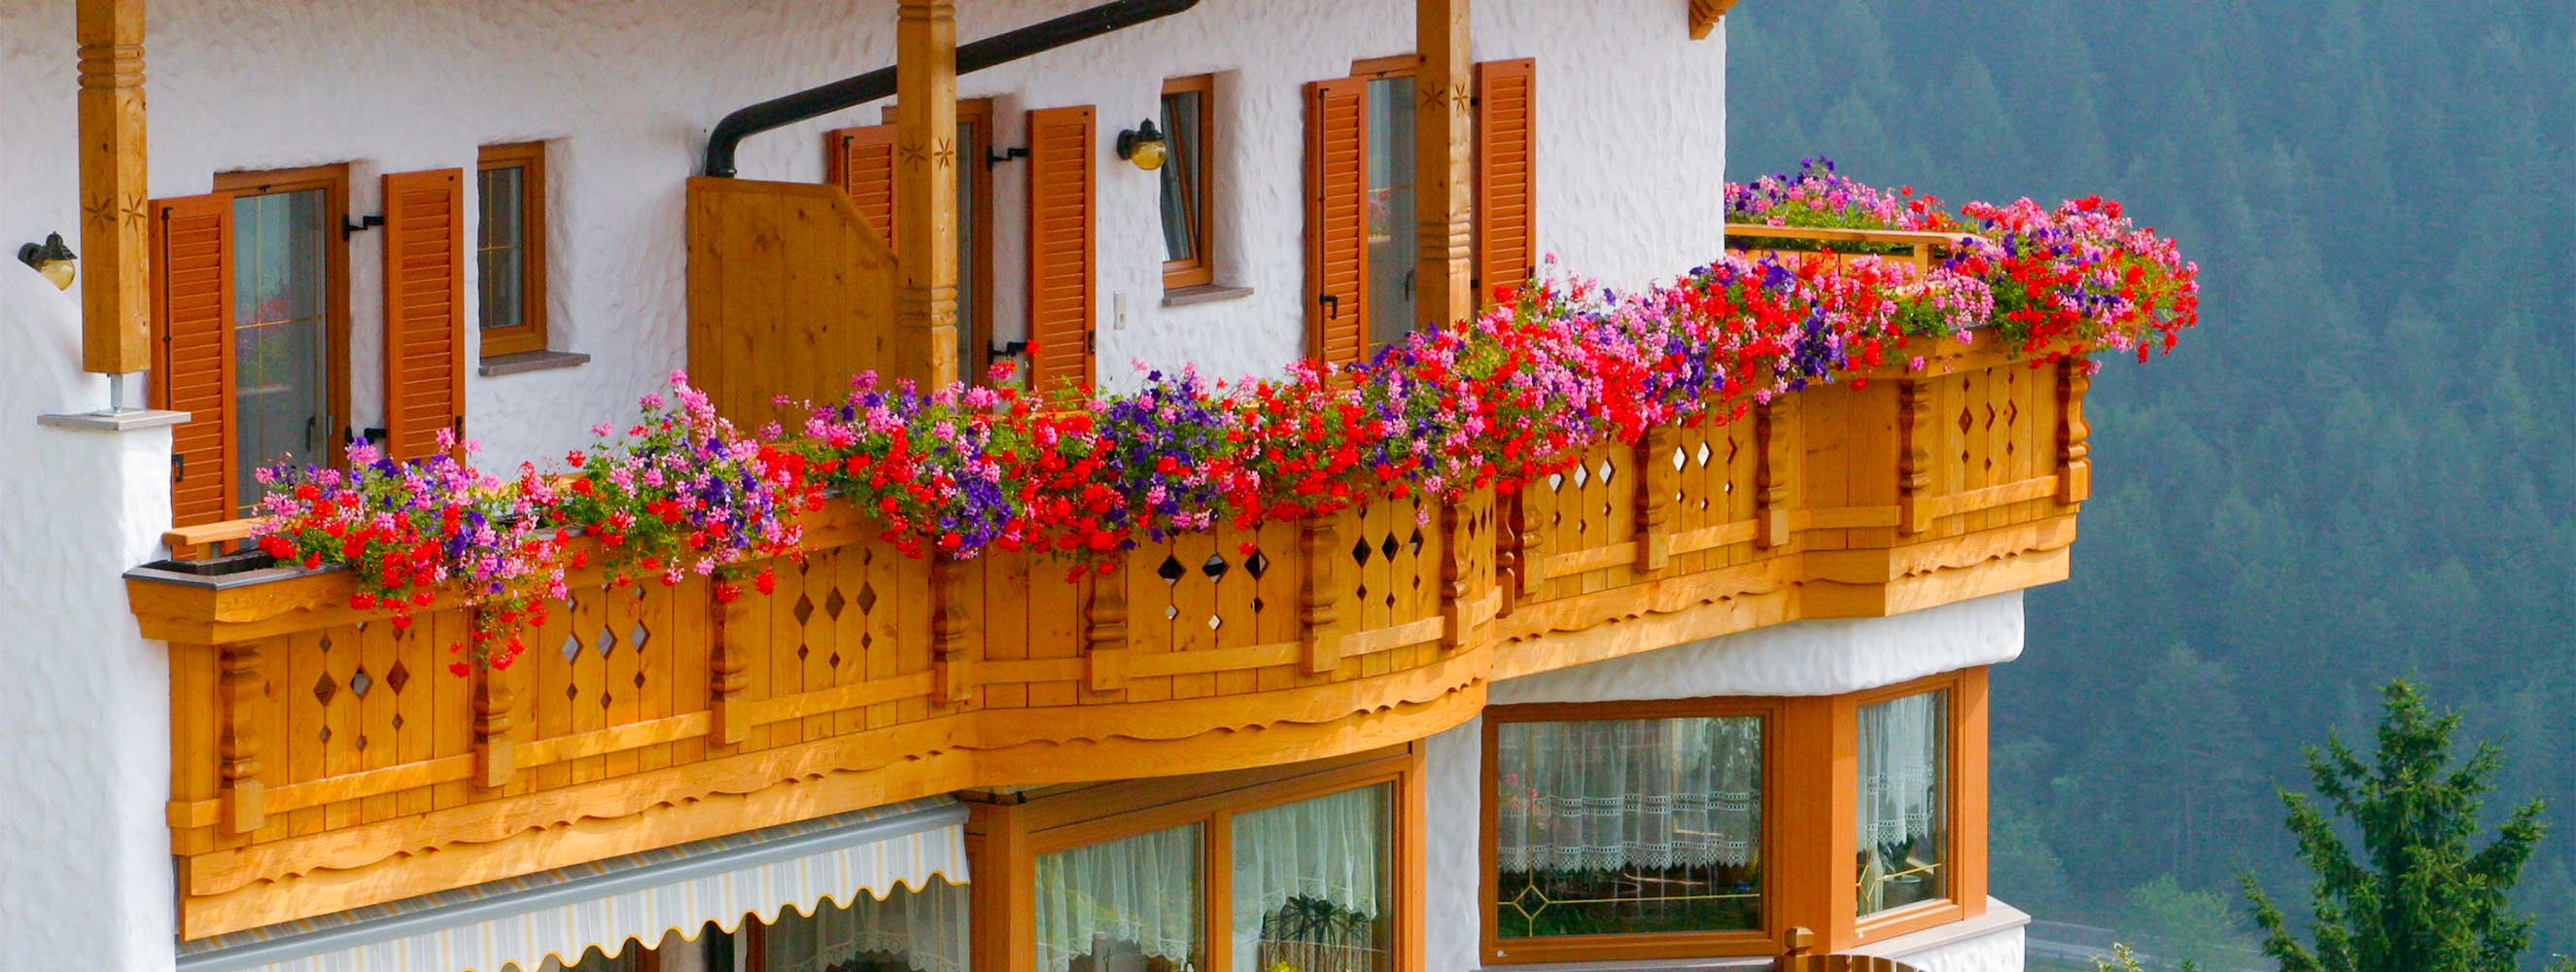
[1034,823,1202,972]
[763,878,972,972]
[1495,715,1764,873]
[1229,785,1390,972]
[1856,690,1947,850]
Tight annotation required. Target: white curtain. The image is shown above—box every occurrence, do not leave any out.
[1230,785,1390,972]
[1494,716,1763,874]
[762,877,971,972]
[1856,690,1947,850]
[1034,824,1202,972]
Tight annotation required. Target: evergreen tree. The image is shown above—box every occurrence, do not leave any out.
[2242,681,2551,972]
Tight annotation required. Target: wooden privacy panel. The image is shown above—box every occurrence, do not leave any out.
[1305,77,1370,365]
[685,177,900,426]
[1474,58,1537,307]
[381,168,468,461]
[151,193,237,526]
[826,123,900,251]
[1025,105,1097,393]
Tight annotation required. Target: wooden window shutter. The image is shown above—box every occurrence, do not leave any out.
[827,123,901,251]
[1475,58,1538,310]
[381,168,468,462]
[1025,105,1097,393]
[1305,77,1370,366]
[151,193,238,527]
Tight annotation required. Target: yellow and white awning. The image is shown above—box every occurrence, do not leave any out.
[177,797,968,972]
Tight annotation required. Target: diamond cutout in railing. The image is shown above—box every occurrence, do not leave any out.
[855,583,879,614]
[561,634,582,664]
[630,622,650,651]
[1697,441,1715,467]
[1243,551,1271,578]
[634,671,647,689]
[596,628,617,659]
[1201,554,1229,581]
[391,714,404,730]
[1409,528,1425,557]
[2003,400,2019,426]
[1597,459,1617,484]
[1725,437,1740,463]
[566,684,578,700]
[1351,538,1372,565]
[860,633,875,649]
[1206,615,1223,632]
[1251,597,1267,613]
[1570,465,1588,488]
[600,692,613,710]
[318,725,332,744]
[350,668,372,699]
[825,589,847,620]
[385,661,409,695]
[1984,403,1998,429]
[355,734,368,751]
[1671,447,1688,471]
[797,644,810,661]
[1547,472,1565,492]
[1157,555,1187,583]
[1164,605,1179,620]
[312,673,336,707]
[1380,534,1400,561]
[828,652,844,669]
[1957,407,1973,434]
[793,594,816,626]
[319,635,333,653]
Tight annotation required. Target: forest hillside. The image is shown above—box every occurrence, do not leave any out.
[1724,2,2576,964]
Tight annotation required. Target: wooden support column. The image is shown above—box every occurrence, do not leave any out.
[1494,494,1521,617]
[1084,573,1130,692]
[931,557,974,704]
[2056,361,2092,503]
[79,0,152,376]
[1896,379,1935,535]
[216,642,267,834]
[1300,512,1345,675]
[1756,394,1798,548]
[708,595,754,746]
[892,0,960,389]
[1438,499,1471,648]
[1637,425,1680,571]
[1413,0,1475,331]
[470,646,523,788]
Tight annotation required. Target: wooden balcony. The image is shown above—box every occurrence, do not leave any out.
[128,339,2090,940]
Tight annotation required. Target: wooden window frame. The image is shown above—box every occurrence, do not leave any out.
[211,163,353,478]
[969,746,1425,972]
[867,98,998,381]
[1847,668,1986,945]
[1159,74,1218,291]
[1479,698,1786,964]
[475,142,549,359]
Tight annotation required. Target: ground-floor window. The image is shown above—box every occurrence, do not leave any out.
[1230,784,1392,972]
[1036,823,1205,972]
[1857,690,1950,918]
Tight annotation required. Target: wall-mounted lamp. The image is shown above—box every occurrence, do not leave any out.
[17,232,77,291]
[1116,120,1167,172]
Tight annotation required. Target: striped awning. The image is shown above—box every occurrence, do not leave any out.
[177,797,968,972]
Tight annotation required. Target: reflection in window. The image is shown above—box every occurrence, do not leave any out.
[1231,784,1391,972]
[1858,690,1949,916]
[1362,76,1417,350]
[231,188,331,514]
[763,876,972,972]
[1036,824,1202,972]
[1158,85,1206,267]
[1495,716,1764,939]
[476,163,528,333]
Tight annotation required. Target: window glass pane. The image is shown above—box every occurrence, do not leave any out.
[477,165,526,333]
[1858,690,1949,916]
[957,120,980,382]
[1159,89,1203,264]
[762,875,971,972]
[232,188,332,514]
[1495,716,1764,939]
[1036,823,1202,972]
[1232,784,1391,972]
[1363,77,1416,350]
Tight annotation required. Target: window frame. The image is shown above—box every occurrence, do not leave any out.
[210,163,354,484]
[1479,697,1785,965]
[475,142,549,360]
[1158,74,1218,292]
[1847,670,1979,944]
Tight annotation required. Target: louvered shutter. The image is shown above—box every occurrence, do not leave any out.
[827,124,901,251]
[1476,58,1538,310]
[382,168,468,462]
[1305,77,1370,366]
[152,193,238,526]
[1025,105,1097,394]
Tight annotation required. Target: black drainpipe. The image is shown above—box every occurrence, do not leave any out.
[703,0,1201,177]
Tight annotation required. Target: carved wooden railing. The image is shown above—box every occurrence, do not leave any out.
[129,340,2087,940]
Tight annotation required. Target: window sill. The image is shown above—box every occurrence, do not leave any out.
[1161,284,1254,308]
[478,349,591,377]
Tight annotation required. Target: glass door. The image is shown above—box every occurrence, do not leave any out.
[221,167,346,515]
[1363,76,1419,352]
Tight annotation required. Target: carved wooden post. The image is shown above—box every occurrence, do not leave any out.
[1084,570,1129,692]
[1494,494,1521,618]
[471,638,523,788]
[1636,425,1680,571]
[217,642,266,834]
[2057,361,2092,504]
[708,594,753,746]
[1897,379,1935,535]
[892,0,960,389]
[931,556,975,704]
[79,0,151,377]
[1414,0,1474,332]
[1300,511,1345,676]
[1515,484,1551,593]
[1438,498,1471,649]
[1756,395,1797,548]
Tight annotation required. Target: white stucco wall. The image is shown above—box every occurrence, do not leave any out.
[0,0,1725,472]
[1425,592,2026,972]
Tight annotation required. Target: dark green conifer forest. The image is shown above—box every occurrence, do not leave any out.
[1723,2,2576,964]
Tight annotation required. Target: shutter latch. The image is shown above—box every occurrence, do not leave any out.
[1320,294,1341,319]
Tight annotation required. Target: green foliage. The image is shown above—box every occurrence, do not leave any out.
[2242,681,2551,972]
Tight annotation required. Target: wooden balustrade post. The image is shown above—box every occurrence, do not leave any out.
[1084,571,1129,692]
[1300,512,1345,675]
[1514,486,1550,591]
[1637,425,1680,571]
[1756,395,1797,549]
[1438,499,1471,649]
[1897,379,1935,535]
[708,594,753,746]
[2057,361,2092,504]
[216,642,267,834]
[891,0,960,389]
[471,647,522,789]
[78,0,152,378]
[931,556,975,704]
[1494,494,1521,618]
[1413,0,1474,332]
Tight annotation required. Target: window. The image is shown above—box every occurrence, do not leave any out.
[756,875,971,972]
[1231,784,1393,972]
[1159,75,1216,291]
[1361,74,1418,350]
[1036,823,1205,972]
[476,142,547,358]
[1857,689,1950,918]
[214,165,351,516]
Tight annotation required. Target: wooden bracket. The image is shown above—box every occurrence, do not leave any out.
[1083,571,1130,692]
[1438,498,1471,648]
[930,556,975,704]
[1897,379,1935,535]
[2057,361,2093,504]
[470,640,522,789]
[1637,426,1680,571]
[707,593,753,746]
[1756,395,1797,549]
